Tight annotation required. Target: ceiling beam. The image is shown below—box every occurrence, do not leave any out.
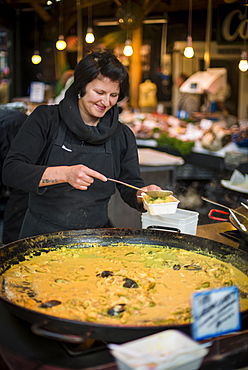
[29,0,52,22]
[143,0,163,17]
[79,0,114,9]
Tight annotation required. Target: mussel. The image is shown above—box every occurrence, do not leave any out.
[184,264,202,271]
[123,278,139,288]
[173,264,181,270]
[27,289,37,298]
[96,270,114,278]
[107,303,126,316]
[39,300,62,308]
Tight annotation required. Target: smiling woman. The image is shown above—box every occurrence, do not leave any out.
[78,75,120,126]
[2,49,161,241]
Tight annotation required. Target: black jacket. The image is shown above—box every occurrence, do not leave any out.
[0,108,27,184]
[0,108,28,244]
[2,84,145,234]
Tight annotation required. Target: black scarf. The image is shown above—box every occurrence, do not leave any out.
[59,82,119,144]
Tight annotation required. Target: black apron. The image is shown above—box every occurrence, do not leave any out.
[19,122,115,238]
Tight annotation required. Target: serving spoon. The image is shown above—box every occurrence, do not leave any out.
[202,197,247,232]
[107,178,173,198]
[241,202,248,211]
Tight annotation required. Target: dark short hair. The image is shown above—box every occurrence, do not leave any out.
[74,50,129,102]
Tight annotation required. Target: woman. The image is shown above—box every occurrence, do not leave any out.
[2,50,160,240]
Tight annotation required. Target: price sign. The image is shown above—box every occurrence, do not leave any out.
[191,286,241,341]
[30,82,45,103]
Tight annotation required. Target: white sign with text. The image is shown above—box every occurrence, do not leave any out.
[192,286,241,341]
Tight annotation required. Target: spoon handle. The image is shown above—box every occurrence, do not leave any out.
[201,197,231,211]
[201,197,245,218]
[107,178,142,192]
[202,197,247,231]
[241,202,248,211]
[107,178,173,197]
[229,209,247,231]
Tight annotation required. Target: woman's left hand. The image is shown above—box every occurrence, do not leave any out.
[136,184,162,204]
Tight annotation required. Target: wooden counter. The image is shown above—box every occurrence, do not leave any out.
[197,221,238,248]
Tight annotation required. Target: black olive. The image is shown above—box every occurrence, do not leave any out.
[123,278,139,288]
[184,264,202,271]
[173,264,181,270]
[39,300,62,308]
[107,304,126,316]
[96,271,114,278]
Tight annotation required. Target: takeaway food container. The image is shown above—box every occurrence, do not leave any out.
[142,194,180,216]
[109,329,209,370]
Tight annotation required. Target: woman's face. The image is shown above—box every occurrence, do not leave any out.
[78,74,120,125]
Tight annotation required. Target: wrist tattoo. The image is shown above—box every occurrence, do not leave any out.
[42,179,59,184]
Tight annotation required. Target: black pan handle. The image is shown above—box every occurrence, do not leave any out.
[146,225,181,233]
[31,321,91,343]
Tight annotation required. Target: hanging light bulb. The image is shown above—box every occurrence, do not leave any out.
[85,27,95,43]
[123,39,133,57]
[56,0,67,51]
[123,0,133,57]
[239,51,248,72]
[184,36,194,58]
[238,3,248,72]
[32,13,42,65]
[85,5,95,44]
[56,35,67,50]
[184,0,194,59]
[31,51,42,65]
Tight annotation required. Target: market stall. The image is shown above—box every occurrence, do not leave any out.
[119,109,248,174]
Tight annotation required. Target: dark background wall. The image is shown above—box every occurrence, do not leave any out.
[0,1,245,110]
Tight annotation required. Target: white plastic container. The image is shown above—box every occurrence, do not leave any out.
[141,209,199,235]
[109,330,209,370]
[142,194,180,216]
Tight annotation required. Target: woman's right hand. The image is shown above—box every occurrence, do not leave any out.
[66,164,107,190]
[40,164,107,190]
